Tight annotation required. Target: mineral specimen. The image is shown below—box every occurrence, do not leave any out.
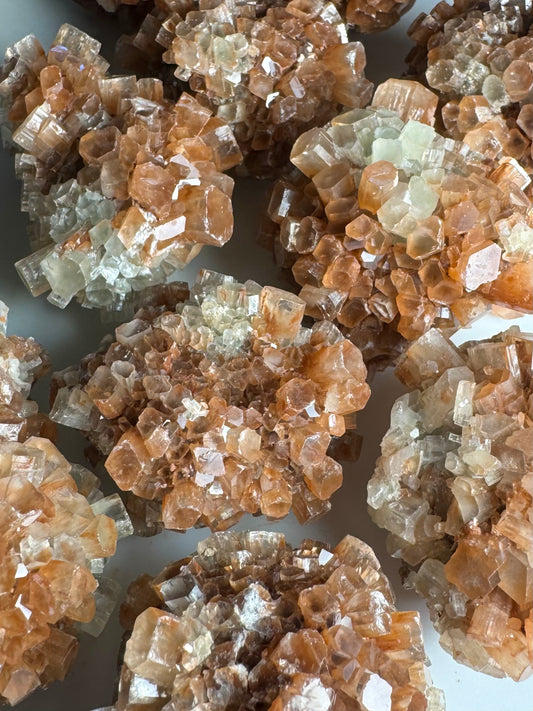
[125,0,373,174]
[0,24,242,311]
[264,79,533,368]
[408,0,533,176]
[340,0,416,32]
[0,301,53,442]
[0,432,133,705]
[50,271,370,532]
[368,327,533,680]
[115,531,444,710]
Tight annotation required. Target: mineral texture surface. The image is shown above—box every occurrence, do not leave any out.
[0,301,53,442]
[125,0,373,174]
[115,531,444,710]
[264,79,533,368]
[340,0,416,32]
[50,271,370,532]
[408,0,533,176]
[0,24,242,311]
[368,327,533,680]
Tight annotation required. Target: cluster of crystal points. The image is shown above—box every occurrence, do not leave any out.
[408,0,533,176]
[339,0,416,32]
[115,531,444,710]
[0,25,242,311]
[368,327,533,680]
[0,309,133,705]
[0,301,53,442]
[125,0,373,174]
[50,271,370,532]
[265,79,533,367]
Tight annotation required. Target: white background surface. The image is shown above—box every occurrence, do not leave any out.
[0,2,532,710]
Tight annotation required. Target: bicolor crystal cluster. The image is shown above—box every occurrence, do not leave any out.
[339,0,416,32]
[0,301,53,442]
[0,24,241,311]
[126,0,373,174]
[50,271,370,531]
[408,0,533,176]
[0,434,133,705]
[115,531,444,710]
[265,79,533,367]
[368,327,533,680]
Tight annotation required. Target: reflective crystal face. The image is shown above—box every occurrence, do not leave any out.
[123,0,373,174]
[265,79,533,369]
[115,531,444,711]
[408,0,532,176]
[368,327,533,681]
[50,271,370,532]
[0,24,242,312]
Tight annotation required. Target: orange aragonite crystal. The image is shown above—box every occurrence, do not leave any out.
[408,0,533,177]
[340,0,416,32]
[124,0,373,174]
[114,531,444,710]
[0,303,132,705]
[368,327,533,680]
[0,25,241,311]
[50,271,370,532]
[265,79,533,368]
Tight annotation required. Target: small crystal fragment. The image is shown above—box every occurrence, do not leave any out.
[368,327,533,680]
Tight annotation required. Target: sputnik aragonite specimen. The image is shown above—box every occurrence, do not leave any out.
[368,327,533,680]
[265,79,533,368]
[0,310,133,705]
[0,24,241,311]
[132,0,373,174]
[0,301,52,442]
[116,532,444,710]
[50,271,370,532]
[408,0,533,176]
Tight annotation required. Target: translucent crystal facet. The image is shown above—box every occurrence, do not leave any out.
[368,327,533,680]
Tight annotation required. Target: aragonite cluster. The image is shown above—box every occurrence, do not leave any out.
[50,271,370,532]
[0,303,133,704]
[0,24,241,311]
[339,0,416,32]
[368,327,533,680]
[126,0,373,174]
[265,78,533,368]
[0,301,53,442]
[116,531,444,710]
[408,0,533,176]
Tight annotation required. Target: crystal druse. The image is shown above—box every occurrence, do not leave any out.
[368,327,533,680]
[408,0,533,177]
[0,24,242,311]
[0,303,133,705]
[114,0,374,174]
[50,271,370,532]
[264,78,533,368]
[113,531,444,710]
